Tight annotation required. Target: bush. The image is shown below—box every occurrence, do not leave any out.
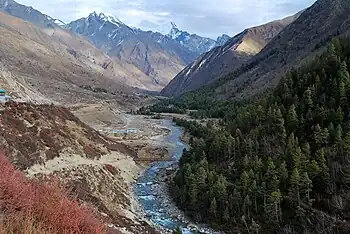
[0,153,106,234]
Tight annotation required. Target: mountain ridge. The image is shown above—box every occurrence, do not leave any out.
[161,11,301,97]
[167,22,230,54]
[67,12,199,90]
[211,0,350,99]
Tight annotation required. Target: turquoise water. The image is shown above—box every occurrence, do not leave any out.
[133,120,221,234]
[134,120,187,231]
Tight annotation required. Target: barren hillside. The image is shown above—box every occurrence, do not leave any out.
[0,101,157,233]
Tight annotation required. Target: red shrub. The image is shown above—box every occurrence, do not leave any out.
[0,153,106,234]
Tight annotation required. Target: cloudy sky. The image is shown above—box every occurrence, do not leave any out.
[17,0,316,39]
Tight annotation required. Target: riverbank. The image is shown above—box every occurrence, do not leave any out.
[133,119,224,234]
[70,105,221,233]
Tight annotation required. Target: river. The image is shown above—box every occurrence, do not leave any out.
[133,119,222,234]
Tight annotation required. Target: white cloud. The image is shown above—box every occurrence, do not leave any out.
[16,0,316,38]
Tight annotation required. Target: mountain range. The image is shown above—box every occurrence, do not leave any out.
[163,0,350,100]
[201,0,350,100]
[0,0,231,93]
[167,22,230,54]
[161,12,302,96]
[66,13,231,90]
[1,0,337,104]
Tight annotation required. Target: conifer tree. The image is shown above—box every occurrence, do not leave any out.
[339,60,350,90]
[223,206,230,223]
[210,198,217,219]
[275,108,287,140]
[286,104,298,130]
[300,172,313,206]
[289,168,300,206]
[268,190,282,223]
[304,87,314,109]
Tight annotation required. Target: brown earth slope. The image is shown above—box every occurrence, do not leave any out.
[0,101,157,234]
[161,12,301,97]
[213,0,350,99]
[0,0,178,92]
[0,11,142,104]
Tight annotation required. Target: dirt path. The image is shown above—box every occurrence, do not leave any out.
[26,151,140,183]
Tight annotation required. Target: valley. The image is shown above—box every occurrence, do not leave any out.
[3,0,350,233]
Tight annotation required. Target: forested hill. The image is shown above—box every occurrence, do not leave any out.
[145,37,350,233]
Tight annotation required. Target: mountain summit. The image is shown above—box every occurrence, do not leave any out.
[67,12,198,91]
[167,22,230,55]
[89,12,124,26]
[0,0,63,27]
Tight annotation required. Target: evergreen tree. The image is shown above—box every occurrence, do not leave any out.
[335,124,343,144]
[275,108,287,140]
[223,206,230,223]
[300,172,313,206]
[286,104,298,130]
[304,87,314,109]
[210,198,217,219]
[267,190,282,223]
[265,158,279,193]
[195,166,207,191]
[339,60,350,90]
[243,194,252,218]
[279,161,289,191]
[289,168,300,206]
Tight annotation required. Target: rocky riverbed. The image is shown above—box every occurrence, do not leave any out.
[133,119,223,234]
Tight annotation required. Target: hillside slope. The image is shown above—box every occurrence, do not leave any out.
[0,101,156,233]
[0,0,175,92]
[0,0,64,27]
[170,37,350,233]
[161,13,300,96]
[213,0,350,99]
[0,11,150,105]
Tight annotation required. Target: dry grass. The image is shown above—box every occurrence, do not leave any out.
[0,152,106,234]
[0,101,135,170]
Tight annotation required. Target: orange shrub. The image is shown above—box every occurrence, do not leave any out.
[0,153,106,234]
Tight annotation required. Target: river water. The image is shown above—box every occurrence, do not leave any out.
[133,120,221,234]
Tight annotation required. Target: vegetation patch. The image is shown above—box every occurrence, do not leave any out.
[155,38,350,233]
[0,152,105,234]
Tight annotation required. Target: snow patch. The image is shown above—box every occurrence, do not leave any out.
[98,12,123,27]
[185,69,191,77]
[99,22,106,31]
[54,19,66,26]
[198,59,207,69]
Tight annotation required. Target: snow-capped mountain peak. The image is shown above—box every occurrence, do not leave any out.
[170,22,178,30]
[99,12,123,25]
[88,11,124,27]
[165,22,230,55]
[168,22,186,40]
